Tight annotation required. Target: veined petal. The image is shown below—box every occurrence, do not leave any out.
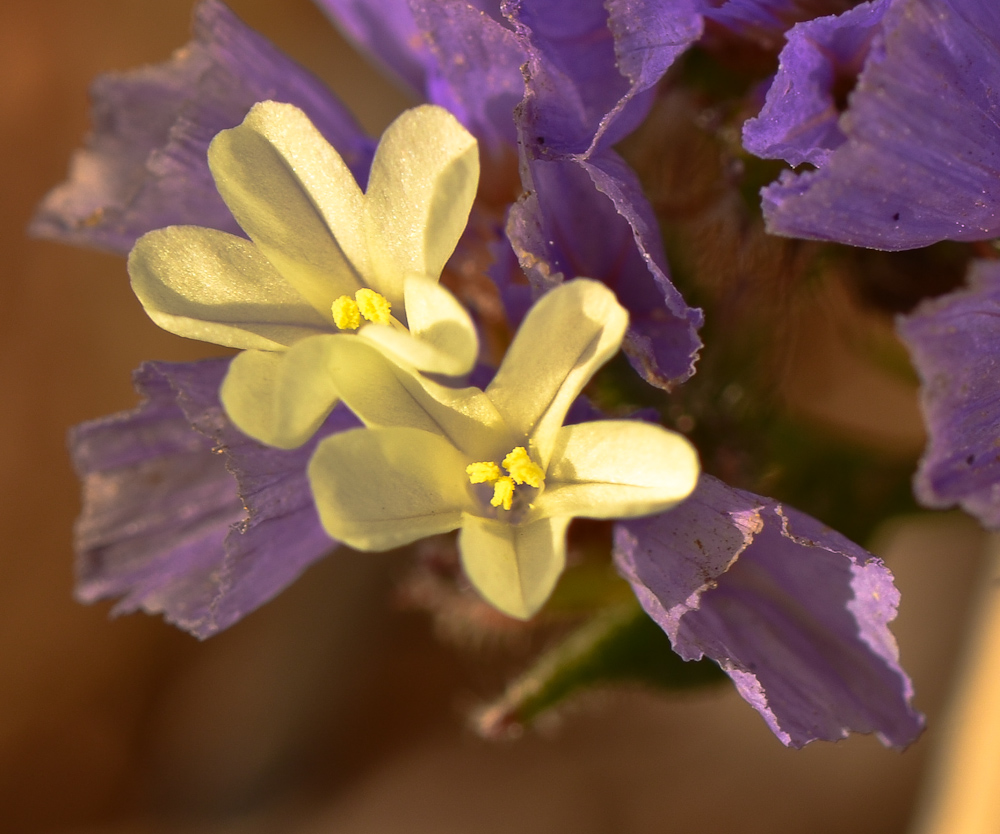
[129,226,329,349]
[358,275,478,376]
[364,105,479,304]
[327,337,506,460]
[219,336,342,450]
[458,515,570,620]
[208,101,367,314]
[308,427,470,550]
[531,420,699,520]
[486,279,628,465]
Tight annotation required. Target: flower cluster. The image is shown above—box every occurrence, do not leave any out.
[37,0,932,751]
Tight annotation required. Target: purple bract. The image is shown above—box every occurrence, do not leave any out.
[615,475,923,748]
[72,359,357,637]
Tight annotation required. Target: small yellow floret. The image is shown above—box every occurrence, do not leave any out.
[502,446,545,488]
[356,288,392,325]
[331,295,361,330]
[491,476,515,511]
[466,461,501,484]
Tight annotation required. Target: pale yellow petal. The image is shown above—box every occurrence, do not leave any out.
[208,101,366,315]
[486,280,628,466]
[530,420,700,521]
[364,105,479,303]
[219,336,342,449]
[458,515,569,620]
[308,427,471,550]
[327,337,506,460]
[129,226,329,349]
[357,276,478,376]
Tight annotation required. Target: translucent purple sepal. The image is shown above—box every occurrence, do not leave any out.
[756,0,1000,250]
[503,0,704,389]
[32,0,374,254]
[699,0,858,44]
[897,260,1000,528]
[71,358,359,638]
[615,475,924,748]
[743,0,890,168]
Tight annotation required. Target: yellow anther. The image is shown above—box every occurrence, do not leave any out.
[331,295,361,330]
[356,288,392,325]
[491,476,515,511]
[466,461,501,484]
[502,446,545,487]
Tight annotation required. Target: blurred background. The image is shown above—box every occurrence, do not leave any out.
[0,1,990,832]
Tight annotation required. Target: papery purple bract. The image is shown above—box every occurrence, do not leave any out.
[31,0,374,254]
[313,0,429,96]
[410,1,524,157]
[743,0,890,168]
[615,475,923,748]
[503,0,705,389]
[897,260,1000,528]
[72,359,358,638]
[753,0,1000,250]
[699,0,858,45]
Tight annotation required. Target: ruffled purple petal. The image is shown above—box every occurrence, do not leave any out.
[504,0,701,155]
[743,0,890,168]
[758,0,1000,250]
[897,260,1000,527]
[71,358,359,638]
[410,0,525,157]
[313,0,429,97]
[699,0,858,45]
[501,0,703,388]
[32,0,374,255]
[507,154,703,388]
[614,475,924,748]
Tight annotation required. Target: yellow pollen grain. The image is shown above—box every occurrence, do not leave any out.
[331,295,361,330]
[356,288,392,325]
[491,476,515,511]
[466,461,501,484]
[503,446,545,487]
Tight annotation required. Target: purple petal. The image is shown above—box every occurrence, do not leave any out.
[501,0,703,389]
[71,358,359,638]
[615,475,924,748]
[410,1,526,157]
[758,0,1000,250]
[897,260,1000,528]
[742,0,890,168]
[507,155,703,388]
[32,0,374,255]
[313,0,429,98]
[504,0,701,155]
[699,0,859,45]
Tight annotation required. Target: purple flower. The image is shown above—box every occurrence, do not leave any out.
[747,0,1000,250]
[615,474,923,748]
[72,358,358,638]
[897,260,1000,528]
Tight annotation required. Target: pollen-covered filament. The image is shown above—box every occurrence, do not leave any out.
[465,446,545,511]
[331,289,392,330]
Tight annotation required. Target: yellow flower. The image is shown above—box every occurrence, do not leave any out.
[128,101,480,448]
[307,280,700,619]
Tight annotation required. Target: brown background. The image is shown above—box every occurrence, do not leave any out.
[0,1,987,832]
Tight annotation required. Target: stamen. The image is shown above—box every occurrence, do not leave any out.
[502,446,545,488]
[356,288,392,325]
[331,295,361,330]
[491,477,515,511]
[466,461,501,484]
